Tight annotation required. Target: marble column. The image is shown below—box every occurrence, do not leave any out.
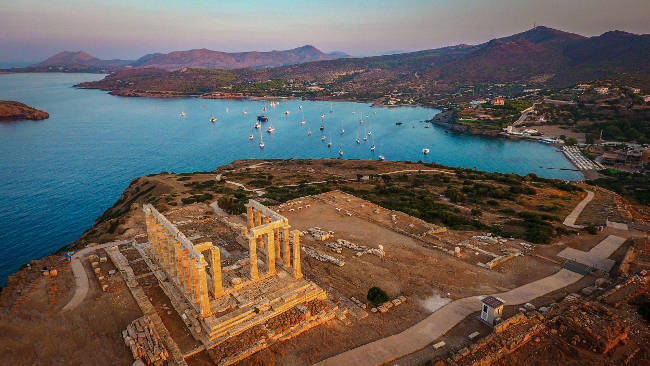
[182,251,192,294]
[274,227,281,262]
[292,231,302,279]
[210,247,224,298]
[283,227,291,268]
[266,231,276,275]
[248,236,259,280]
[198,260,211,317]
[247,206,254,228]
[176,242,185,287]
[191,258,200,303]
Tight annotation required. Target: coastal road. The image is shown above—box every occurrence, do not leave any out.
[61,240,130,312]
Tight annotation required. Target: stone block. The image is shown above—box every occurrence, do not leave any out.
[524,302,536,310]
[102,284,109,292]
[581,286,596,296]
[108,269,116,275]
[94,268,101,275]
[433,341,446,349]
[468,331,480,340]
[99,256,108,263]
[91,261,100,268]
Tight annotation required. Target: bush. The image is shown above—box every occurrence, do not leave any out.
[471,208,483,216]
[367,286,389,306]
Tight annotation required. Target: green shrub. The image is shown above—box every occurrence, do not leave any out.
[367,287,389,306]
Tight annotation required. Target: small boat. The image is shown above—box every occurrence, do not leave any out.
[378,155,385,161]
[368,131,372,135]
[321,113,325,118]
[180,112,186,117]
[259,140,265,149]
[267,125,275,134]
[249,134,254,140]
[257,115,268,122]
[370,144,376,152]
[340,129,345,135]
[262,106,267,112]
[320,125,324,131]
[254,122,261,129]
[422,148,430,155]
[395,121,403,125]
[300,120,306,125]
[363,135,368,141]
[298,105,302,110]
[210,117,217,122]
[242,110,247,115]
[321,135,326,141]
[338,149,343,156]
[424,124,430,128]
[307,129,312,136]
[359,119,363,125]
[284,110,290,115]
[356,138,361,144]
[328,141,332,148]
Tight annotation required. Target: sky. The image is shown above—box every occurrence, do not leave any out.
[1,0,649,65]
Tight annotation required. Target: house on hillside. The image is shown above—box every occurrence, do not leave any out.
[594,86,609,95]
[491,97,505,106]
[480,296,504,326]
[642,95,650,103]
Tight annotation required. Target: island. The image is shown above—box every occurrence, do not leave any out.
[0,100,49,121]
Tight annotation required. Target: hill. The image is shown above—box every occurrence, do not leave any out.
[74,26,650,101]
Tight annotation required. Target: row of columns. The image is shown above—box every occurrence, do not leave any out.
[246,205,302,281]
[145,211,213,318]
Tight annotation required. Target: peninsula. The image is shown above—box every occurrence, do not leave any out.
[0,100,49,121]
[0,159,648,366]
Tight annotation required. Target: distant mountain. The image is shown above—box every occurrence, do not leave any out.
[30,51,132,71]
[130,45,340,70]
[20,45,344,73]
[76,26,650,99]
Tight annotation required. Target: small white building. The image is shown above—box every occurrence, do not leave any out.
[480,296,504,325]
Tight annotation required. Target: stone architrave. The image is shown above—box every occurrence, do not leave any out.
[292,231,302,279]
[211,247,224,298]
[283,227,291,268]
[249,236,259,280]
[266,230,276,275]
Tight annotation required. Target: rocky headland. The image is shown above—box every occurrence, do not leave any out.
[0,100,49,121]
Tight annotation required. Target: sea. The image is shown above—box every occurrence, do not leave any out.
[0,73,582,285]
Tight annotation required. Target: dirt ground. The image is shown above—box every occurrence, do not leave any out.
[0,250,141,366]
[532,124,586,143]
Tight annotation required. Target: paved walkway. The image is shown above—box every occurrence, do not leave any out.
[315,269,582,366]
[61,240,130,312]
[557,235,626,271]
[563,190,594,228]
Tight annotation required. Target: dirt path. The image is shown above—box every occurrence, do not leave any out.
[563,190,594,228]
[61,240,130,312]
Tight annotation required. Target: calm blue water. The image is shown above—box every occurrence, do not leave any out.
[0,73,581,285]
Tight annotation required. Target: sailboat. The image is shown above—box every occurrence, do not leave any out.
[254,122,261,129]
[321,135,326,141]
[422,148,430,155]
[320,114,325,131]
[266,118,275,133]
[300,109,306,125]
[338,146,343,157]
[327,134,332,148]
[210,116,217,122]
[180,112,186,117]
[259,130,265,149]
[329,103,333,113]
[242,110,247,115]
[225,107,229,113]
[355,129,361,144]
[378,155,385,161]
[285,110,290,115]
[298,105,302,110]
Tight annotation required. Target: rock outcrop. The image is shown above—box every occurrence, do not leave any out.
[0,100,49,121]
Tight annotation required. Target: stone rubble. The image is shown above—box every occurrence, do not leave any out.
[307,227,333,241]
[122,316,170,366]
[323,239,386,258]
[302,246,345,267]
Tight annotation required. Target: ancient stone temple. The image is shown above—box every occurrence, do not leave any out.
[143,201,336,365]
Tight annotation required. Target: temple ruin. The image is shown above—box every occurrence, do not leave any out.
[141,200,337,365]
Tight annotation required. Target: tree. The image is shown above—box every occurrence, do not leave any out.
[565,137,578,146]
